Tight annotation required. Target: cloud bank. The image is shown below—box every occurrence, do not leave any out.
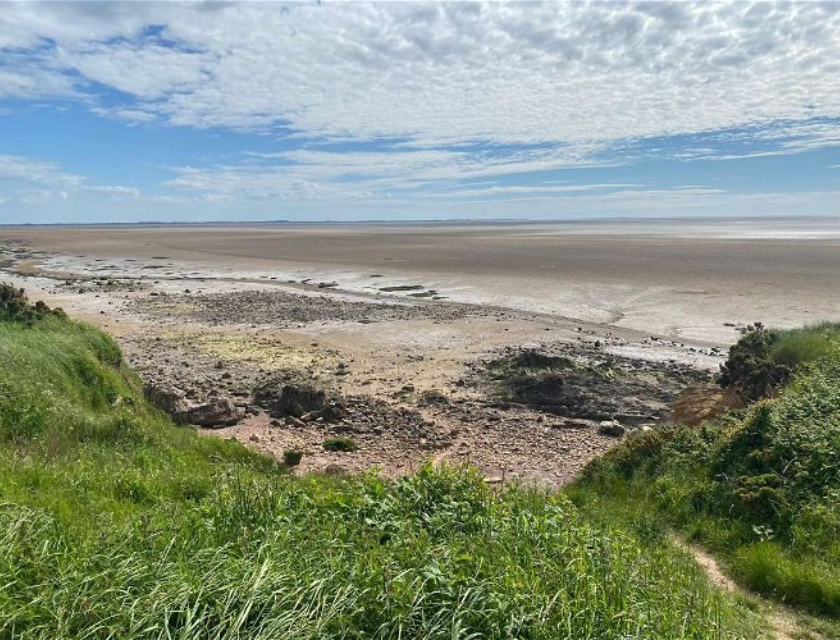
[1,1,839,221]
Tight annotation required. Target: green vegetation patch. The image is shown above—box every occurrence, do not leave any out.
[323,436,358,452]
[0,305,761,638]
[283,448,303,466]
[573,332,840,618]
[719,321,840,401]
[0,283,66,325]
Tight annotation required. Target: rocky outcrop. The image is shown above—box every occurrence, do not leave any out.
[144,382,242,428]
[481,346,700,426]
[143,383,189,415]
[255,383,335,419]
[182,397,242,428]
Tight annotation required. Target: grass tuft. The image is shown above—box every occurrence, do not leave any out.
[323,436,358,452]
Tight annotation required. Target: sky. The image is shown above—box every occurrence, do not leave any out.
[1,1,839,224]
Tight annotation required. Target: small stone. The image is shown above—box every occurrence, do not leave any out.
[285,415,307,428]
[598,421,626,437]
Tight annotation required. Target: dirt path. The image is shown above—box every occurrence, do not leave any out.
[674,538,820,640]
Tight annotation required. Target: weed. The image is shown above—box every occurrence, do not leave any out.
[323,436,358,452]
[283,449,303,466]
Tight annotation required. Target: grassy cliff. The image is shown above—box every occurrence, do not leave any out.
[0,287,759,638]
[571,323,840,622]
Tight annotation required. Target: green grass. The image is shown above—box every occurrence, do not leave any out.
[571,327,840,619]
[322,436,358,452]
[0,307,764,637]
[770,322,840,369]
[283,448,303,466]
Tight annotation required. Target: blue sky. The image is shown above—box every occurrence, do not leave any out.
[1,1,839,224]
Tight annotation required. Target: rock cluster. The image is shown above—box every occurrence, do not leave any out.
[128,289,475,328]
[477,345,706,427]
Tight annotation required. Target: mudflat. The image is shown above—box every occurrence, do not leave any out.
[5,221,840,343]
[2,220,839,486]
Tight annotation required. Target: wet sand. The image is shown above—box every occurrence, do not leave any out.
[5,222,840,344]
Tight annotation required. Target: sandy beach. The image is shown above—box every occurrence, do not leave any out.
[2,220,839,486]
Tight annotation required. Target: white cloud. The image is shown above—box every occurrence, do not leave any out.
[166,165,372,202]
[0,154,141,206]
[0,155,85,188]
[2,1,840,152]
[60,43,214,100]
[81,185,140,198]
[0,66,76,100]
[676,120,840,161]
[454,187,840,220]
[269,144,612,187]
[416,183,642,198]
[3,2,840,221]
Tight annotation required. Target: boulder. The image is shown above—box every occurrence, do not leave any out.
[316,402,349,423]
[144,382,189,415]
[255,383,328,418]
[284,415,307,428]
[181,397,242,428]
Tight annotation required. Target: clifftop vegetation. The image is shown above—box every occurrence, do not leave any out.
[719,321,840,401]
[0,282,66,324]
[0,292,759,638]
[573,322,840,630]
[4,285,840,637]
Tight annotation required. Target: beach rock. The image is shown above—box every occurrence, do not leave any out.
[182,397,242,428]
[598,421,626,437]
[284,415,307,428]
[255,383,328,418]
[318,402,350,422]
[143,382,189,415]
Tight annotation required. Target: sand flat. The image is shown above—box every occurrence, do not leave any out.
[4,221,840,344]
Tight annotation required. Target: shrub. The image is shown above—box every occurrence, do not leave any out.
[0,282,64,324]
[718,323,792,401]
[323,437,357,452]
[719,321,840,401]
[283,449,303,466]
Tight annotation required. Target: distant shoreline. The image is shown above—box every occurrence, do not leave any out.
[2,213,839,239]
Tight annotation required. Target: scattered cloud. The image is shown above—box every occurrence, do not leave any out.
[0,155,85,189]
[415,183,642,199]
[2,2,840,221]
[0,154,141,207]
[3,2,840,150]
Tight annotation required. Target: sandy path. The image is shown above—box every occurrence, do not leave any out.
[672,538,821,640]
